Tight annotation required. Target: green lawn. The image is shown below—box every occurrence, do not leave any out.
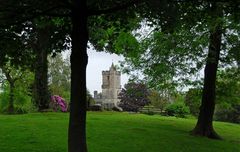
[0,112,239,152]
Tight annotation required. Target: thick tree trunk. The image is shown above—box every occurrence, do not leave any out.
[191,4,222,139]
[68,0,88,152]
[34,48,49,111]
[33,27,51,111]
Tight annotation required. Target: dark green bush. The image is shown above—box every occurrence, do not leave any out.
[214,103,240,124]
[165,102,190,118]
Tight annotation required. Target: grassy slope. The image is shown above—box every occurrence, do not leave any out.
[0,112,239,152]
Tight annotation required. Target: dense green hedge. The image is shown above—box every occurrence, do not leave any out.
[165,102,190,118]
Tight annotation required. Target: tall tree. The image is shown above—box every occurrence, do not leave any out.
[191,3,223,139]
[32,25,51,111]
[119,1,240,139]
[21,17,71,111]
[1,0,144,151]
[0,25,35,114]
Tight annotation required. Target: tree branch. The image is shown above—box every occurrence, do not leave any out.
[1,66,12,84]
[0,5,70,28]
[88,0,144,16]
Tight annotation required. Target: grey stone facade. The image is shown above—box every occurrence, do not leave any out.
[94,63,121,109]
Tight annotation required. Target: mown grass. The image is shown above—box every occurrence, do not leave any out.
[0,112,239,152]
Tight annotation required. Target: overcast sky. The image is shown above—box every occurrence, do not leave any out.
[86,49,129,95]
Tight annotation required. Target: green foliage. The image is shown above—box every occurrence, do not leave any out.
[48,54,71,102]
[119,82,150,112]
[184,68,240,122]
[184,88,202,116]
[121,26,208,90]
[214,102,240,124]
[174,93,185,103]
[0,89,9,111]
[88,10,141,54]
[216,68,240,105]
[165,102,190,118]
[0,64,34,114]
[113,32,139,55]
[148,90,169,112]
[214,68,240,123]
[0,85,33,114]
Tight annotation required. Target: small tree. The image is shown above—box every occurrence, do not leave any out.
[0,63,33,114]
[185,88,202,117]
[148,90,168,113]
[119,82,150,112]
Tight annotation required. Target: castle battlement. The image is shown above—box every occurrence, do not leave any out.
[102,71,110,75]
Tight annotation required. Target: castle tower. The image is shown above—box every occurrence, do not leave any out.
[100,63,121,109]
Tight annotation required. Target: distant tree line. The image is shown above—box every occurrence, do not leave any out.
[119,77,240,124]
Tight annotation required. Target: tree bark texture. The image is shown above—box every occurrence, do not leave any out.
[33,27,51,111]
[191,3,222,139]
[68,0,88,152]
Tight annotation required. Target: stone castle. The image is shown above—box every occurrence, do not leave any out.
[94,63,121,109]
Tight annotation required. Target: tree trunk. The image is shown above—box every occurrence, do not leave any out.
[8,82,14,114]
[1,67,15,114]
[68,0,88,152]
[33,27,51,111]
[191,4,222,139]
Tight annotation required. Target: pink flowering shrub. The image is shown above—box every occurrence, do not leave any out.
[50,95,68,112]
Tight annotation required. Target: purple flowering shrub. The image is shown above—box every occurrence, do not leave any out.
[50,95,68,112]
